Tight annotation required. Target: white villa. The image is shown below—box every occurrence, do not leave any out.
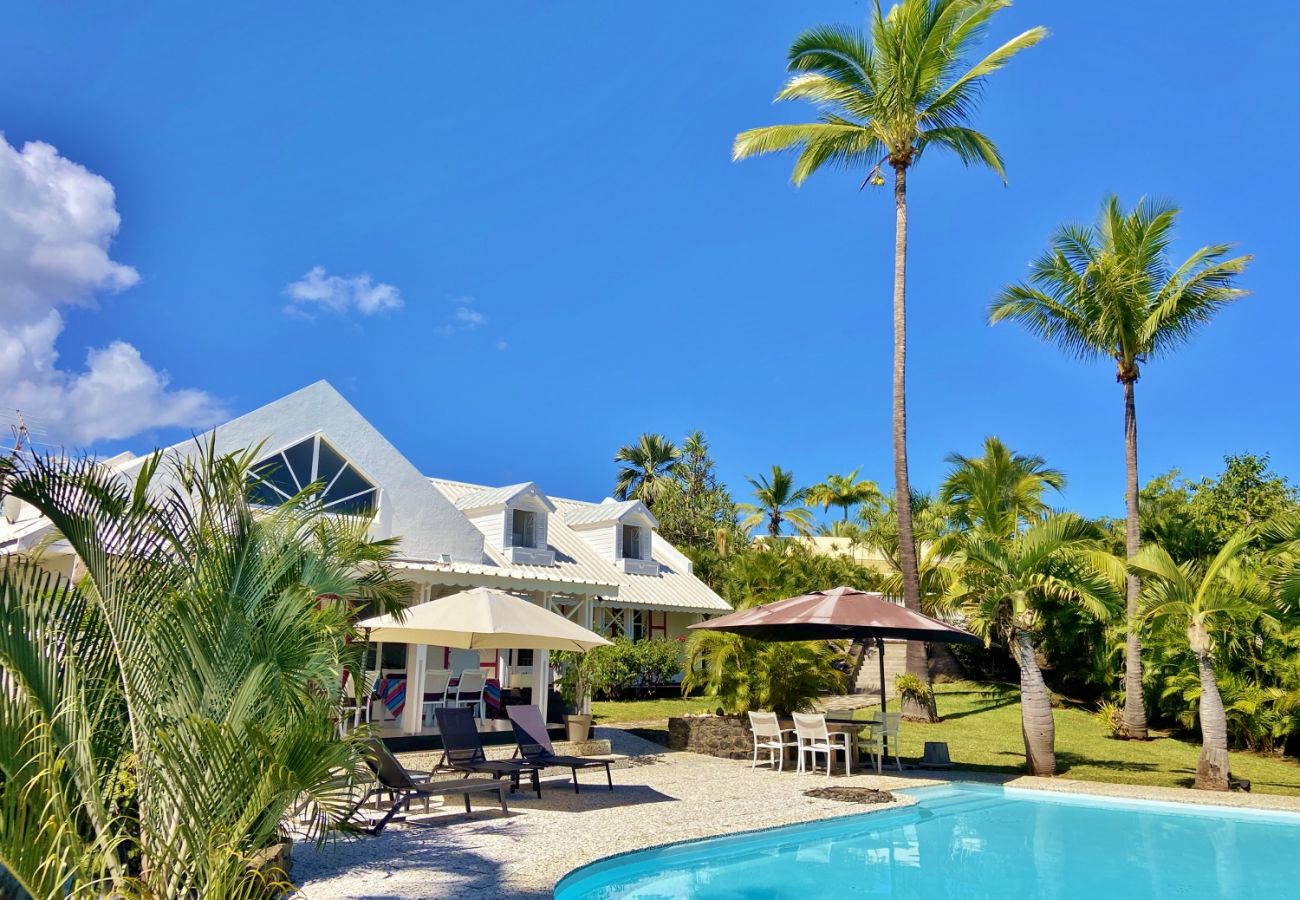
[0,380,731,734]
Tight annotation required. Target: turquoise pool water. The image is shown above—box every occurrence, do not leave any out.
[554,783,1300,899]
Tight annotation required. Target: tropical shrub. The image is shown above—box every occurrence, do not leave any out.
[0,443,409,898]
[681,629,847,715]
[1094,700,1125,738]
[557,638,683,702]
[894,673,935,716]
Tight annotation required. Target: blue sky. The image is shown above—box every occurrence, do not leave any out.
[2,2,1296,524]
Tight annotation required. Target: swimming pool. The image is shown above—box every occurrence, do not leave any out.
[554,782,1300,898]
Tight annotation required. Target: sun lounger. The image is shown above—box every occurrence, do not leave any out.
[434,706,543,797]
[507,704,615,794]
[347,738,508,834]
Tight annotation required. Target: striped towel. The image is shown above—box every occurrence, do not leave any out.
[484,678,502,714]
[380,677,406,718]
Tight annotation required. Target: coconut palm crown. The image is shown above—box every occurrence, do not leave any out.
[990,196,1251,740]
[739,465,814,537]
[807,468,883,522]
[940,436,1066,539]
[613,433,681,507]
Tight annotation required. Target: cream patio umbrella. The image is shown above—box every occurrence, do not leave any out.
[356,586,610,652]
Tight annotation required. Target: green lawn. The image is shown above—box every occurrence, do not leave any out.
[591,696,716,725]
[592,683,1300,797]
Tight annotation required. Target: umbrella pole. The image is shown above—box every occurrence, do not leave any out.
[877,636,887,774]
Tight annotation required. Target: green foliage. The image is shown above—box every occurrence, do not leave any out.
[1189,454,1299,545]
[940,436,1065,539]
[0,443,410,898]
[806,469,882,522]
[646,431,748,590]
[895,673,934,710]
[557,638,683,702]
[990,196,1251,383]
[720,539,885,607]
[738,465,814,537]
[733,0,1045,183]
[682,629,848,715]
[1094,700,1125,738]
[613,433,680,506]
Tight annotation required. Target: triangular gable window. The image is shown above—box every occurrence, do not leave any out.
[249,435,378,515]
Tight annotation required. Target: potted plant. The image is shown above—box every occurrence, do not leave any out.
[555,651,593,741]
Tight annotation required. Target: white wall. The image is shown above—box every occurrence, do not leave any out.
[154,381,487,563]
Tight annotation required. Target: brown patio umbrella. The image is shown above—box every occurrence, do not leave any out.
[688,586,981,768]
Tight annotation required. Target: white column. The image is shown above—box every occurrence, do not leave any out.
[622,607,634,640]
[497,649,511,689]
[532,649,551,723]
[580,597,593,631]
[401,643,428,735]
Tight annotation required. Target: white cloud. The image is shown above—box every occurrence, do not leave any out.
[283,265,403,316]
[0,135,223,445]
[495,340,508,352]
[435,299,487,336]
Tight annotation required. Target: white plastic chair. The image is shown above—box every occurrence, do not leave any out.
[792,713,853,777]
[859,711,903,773]
[338,669,372,735]
[454,669,486,722]
[421,669,453,726]
[747,711,799,772]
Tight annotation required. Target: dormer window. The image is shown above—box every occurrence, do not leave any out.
[454,482,556,566]
[564,499,661,576]
[512,509,538,549]
[621,524,643,560]
[249,435,377,515]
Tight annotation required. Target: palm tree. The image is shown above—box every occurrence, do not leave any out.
[942,516,1121,775]
[1132,531,1277,790]
[739,465,814,537]
[614,433,680,507]
[990,197,1251,739]
[940,436,1065,539]
[0,442,410,897]
[734,1,1045,712]
[807,467,883,522]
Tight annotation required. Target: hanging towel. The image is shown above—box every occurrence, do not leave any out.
[380,676,406,718]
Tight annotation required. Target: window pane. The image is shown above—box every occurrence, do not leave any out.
[316,439,347,487]
[512,509,535,548]
[324,488,376,516]
[281,438,316,490]
[623,525,640,559]
[248,456,297,504]
[325,463,372,505]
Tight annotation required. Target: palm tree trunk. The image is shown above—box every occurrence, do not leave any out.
[1121,377,1149,739]
[891,163,935,722]
[1194,650,1231,791]
[1015,629,1056,776]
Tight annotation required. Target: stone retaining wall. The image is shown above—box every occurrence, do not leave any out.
[667,715,752,759]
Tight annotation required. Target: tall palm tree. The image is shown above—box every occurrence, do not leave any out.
[942,516,1121,775]
[807,467,883,522]
[990,197,1251,739]
[734,1,1045,712]
[739,465,814,537]
[1132,532,1277,790]
[613,433,680,507]
[940,436,1065,539]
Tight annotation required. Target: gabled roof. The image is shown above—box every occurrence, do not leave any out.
[430,479,729,613]
[454,481,556,513]
[562,498,658,529]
